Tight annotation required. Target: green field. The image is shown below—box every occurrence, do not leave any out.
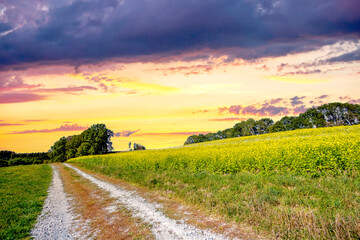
[0,164,52,239]
[70,125,360,239]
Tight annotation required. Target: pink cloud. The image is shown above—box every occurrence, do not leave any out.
[0,74,42,92]
[23,119,47,122]
[0,123,24,126]
[0,93,46,104]
[35,85,98,94]
[10,124,87,134]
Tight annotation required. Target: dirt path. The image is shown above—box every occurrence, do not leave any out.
[31,165,87,240]
[32,164,264,239]
[64,163,233,240]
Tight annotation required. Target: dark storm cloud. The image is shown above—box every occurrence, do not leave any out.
[1,0,360,68]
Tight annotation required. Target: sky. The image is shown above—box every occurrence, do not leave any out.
[0,0,360,152]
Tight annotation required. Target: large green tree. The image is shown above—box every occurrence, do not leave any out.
[49,123,114,161]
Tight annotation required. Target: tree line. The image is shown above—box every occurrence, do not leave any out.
[1,124,114,167]
[0,151,50,167]
[185,102,360,144]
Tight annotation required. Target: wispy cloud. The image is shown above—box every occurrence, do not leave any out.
[0,93,46,104]
[267,76,327,84]
[10,124,87,134]
[0,74,42,92]
[23,119,47,122]
[115,129,140,137]
[153,64,214,76]
[0,123,24,127]
[137,131,211,136]
[209,117,247,122]
[35,85,98,94]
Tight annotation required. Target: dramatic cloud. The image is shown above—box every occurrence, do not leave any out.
[115,129,140,137]
[9,124,87,134]
[1,0,359,68]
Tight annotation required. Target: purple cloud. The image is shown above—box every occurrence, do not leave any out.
[10,124,87,134]
[23,119,47,122]
[219,104,290,117]
[0,123,24,127]
[35,85,98,94]
[290,96,306,106]
[0,93,46,104]
[316,95,329,100]
[293,105,308,114]
[115,129,140,137]
[0,74,41,91]
[0,0,359,69]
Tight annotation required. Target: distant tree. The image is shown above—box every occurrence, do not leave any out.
[133,143,146,150]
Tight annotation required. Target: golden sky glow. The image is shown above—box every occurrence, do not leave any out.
[1,41,360,152]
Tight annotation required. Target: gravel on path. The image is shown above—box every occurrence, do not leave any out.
[31,165,86,240]
[65,163,236,240]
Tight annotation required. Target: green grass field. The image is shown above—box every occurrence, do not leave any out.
[70,125,360,239]
[0,164,52,239]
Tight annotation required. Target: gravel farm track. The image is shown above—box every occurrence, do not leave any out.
[30,164,266,240]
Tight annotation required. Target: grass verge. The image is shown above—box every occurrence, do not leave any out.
[70,164,360,239]
[0,164,52,239]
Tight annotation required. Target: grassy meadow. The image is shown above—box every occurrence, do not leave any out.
[69,125,360,239]
[0,164,52,239]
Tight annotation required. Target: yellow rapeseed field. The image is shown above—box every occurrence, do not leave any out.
[70,125,360,176]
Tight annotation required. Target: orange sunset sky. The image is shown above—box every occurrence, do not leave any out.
[1,0,360,152]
